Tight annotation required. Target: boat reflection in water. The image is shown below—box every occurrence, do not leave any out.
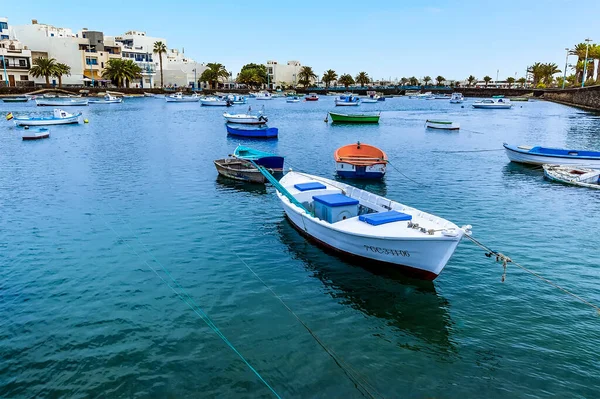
[215,175,267,195]
[277,220,455,351]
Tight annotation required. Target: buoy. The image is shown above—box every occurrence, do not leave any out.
[6,112,13,121]
[461,105,464,108]
[84,119,89,123]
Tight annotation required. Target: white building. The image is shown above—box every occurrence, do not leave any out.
[0,17,9,40]
[0,38,33,87]
[110,30,165,88]
[265,60,301,89]
[159,48,207,88]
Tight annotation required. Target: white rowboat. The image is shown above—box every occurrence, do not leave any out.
[165,93,200,102]
[472,98,512,109]
[13,109,81,126]
[543,164,600,189]
[276,171,471,280]
[503,143,600,168]
[36,98,88,106]
[22,127,50,140]
[223,112,267,124]
[425,120,460,130]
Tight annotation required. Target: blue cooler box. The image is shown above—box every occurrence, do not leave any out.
[312,194,359,223]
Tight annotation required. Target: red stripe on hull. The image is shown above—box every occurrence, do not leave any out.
[285,216,439,281]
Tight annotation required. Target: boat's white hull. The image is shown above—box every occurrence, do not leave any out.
[166,98,200,102]
[89,99,122,104]
[543,165,600,189]
[14,116,80,126]
[335,102,360,106]
[201,100,228,106]
[223,114,264,124]
[505,147,600,167]
[255,97,273,100]
[361,99,378,103]
[286,99,300,103]
[36,99,88,106]
[22,129,50,140]
[425,121,460,130]
[472,103,512,109]
[449,99,464,104]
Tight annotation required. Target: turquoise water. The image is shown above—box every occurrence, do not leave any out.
[1,97,599,398]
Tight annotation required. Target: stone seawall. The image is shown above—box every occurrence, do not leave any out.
[541,85,600,111]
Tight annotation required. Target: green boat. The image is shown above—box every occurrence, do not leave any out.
[509,97,529,102]
[2,97,30,103]
[329,112,380,124]
[492,95,505,98]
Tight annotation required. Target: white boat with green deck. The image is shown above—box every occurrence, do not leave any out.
[425,120,460,130]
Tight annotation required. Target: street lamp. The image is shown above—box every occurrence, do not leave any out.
[562,48,570,89]
[192,68,196,90]
[582,38,592,88]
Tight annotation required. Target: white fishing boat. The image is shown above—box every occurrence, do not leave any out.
[335,94,360,106]
[449,93,464,103]
[89,94,123,104]
[543,164,600,189]
[22,127,50,140]
[230,95,247,104]
[361,97,378,103]
[425,120,460,130]
[275,171,471,280]
[144,92,155,97]
[286,96,301,103]
[35,98,89,106]
[255,91,273,100]
[411,92,432,99]
[12,108,81,126]
[433,94,451,100]
[201,96,232,106]
[223,110,267,124]
[472,98,512,109]
[503,143,600,168]
[165,92,200,102]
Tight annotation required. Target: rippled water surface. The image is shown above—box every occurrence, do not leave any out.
[1,96,599,398]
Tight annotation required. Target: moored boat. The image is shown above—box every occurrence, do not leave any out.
[335,142,387,179]
[449,93,464,103]
[200,96,232,106]
[503,143,600,167]
[543,164,600,189]
[255,91,273,100]
[144,92,156,97]
[226,124,278,138]
[35,98,89,106]
[214,158,266,183]
[425,120,460,130]
[286,96,300,103]
[328,112,380,124]
[335,95,360,106]
[433,94,451,100]
[166,92,200,102]
[305,93,319,101]
[509,97,529,102]
[472,98,512,109]
[233,145,284,171]
[12,108,81,126]
[223,111,267,125]
[274,171,471,280]
[228,95,247,104]
[89,94,123,104]
[2,96,30,103]
[22,127,50,140]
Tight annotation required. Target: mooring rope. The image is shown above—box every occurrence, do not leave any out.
[464,234,600,314]
[98,211,282,398]
[431,149,504,153]
[459,129,486,135]
[386,161,429,187]
[218,232,384,399]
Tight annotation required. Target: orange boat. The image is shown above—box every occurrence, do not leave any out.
[334,142,387,179]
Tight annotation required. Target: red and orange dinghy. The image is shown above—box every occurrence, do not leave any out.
[334,141,387,179]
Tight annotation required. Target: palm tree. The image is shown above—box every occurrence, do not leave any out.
[338,74,355,89]
[30,57,57,88]
[506,77,515,88]
[153,41,167,88]
[541,63,561,86]
[200,63,229,90]
[435,76,445,86]
[355,71,370,87]
[517,77,526,88]
[53,63,71,88]
[569,43,596,84]
[400,77,408,86]
[483,76,492,87]
[423,76,431,86]
[102,59,142,88]
[467,75,476,87]
[408,76,419,86]
[322,69,338,89]
[297,66,317,87]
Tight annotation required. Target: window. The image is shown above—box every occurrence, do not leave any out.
[50,33,54,37]
[19,59,26,66]
[0,35,8,40]
[97,40,101,43]
[86,58,98,65]
[101,62,104,68]
[20,75,29,81]
[0,22,8,30]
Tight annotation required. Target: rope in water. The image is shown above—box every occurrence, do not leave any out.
[217,232,384,399]
[431,149,504,153]
[99,211,282,398]
[386,160,429,187]
[463,234,600,314]
[459,129,486,135]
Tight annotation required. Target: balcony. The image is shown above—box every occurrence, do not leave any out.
[1,60,31,69]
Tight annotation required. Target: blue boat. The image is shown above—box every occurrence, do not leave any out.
[226,124,278,139]
[503,143,600,168]
[233,145,285,171]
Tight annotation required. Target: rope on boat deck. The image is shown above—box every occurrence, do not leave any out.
[217,232,385,399]
[463,234,600,315]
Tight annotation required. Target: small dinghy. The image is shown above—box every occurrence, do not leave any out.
[449,93,464,103]
[143,92,155,97]
[328,112,380,124]
[166,92,200,102]
[274,171,472,280]
[233,145,284,171]
[12,108,81,126]
[255,91,273,100]
[543,164,600,189]
[200,96,232,106]
[472,98,512,109]
[223,108,267,125]
[305,93,319,101]
[229,95,247,104]
[286,96,301,103]
[226,124,278,138]
[89,94,122,104]
[503,143,600,168]
[214,158,266,183]
[3,96,30,103]
[335,95,360,106]
[22,127,50,140]
[36,98,89,106]
[335,142,387,179]
[425,120,460,130]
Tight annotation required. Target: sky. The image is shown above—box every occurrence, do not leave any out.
[5,0,600,81]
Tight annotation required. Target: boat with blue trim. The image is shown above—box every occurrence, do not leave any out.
[335,142,387,179]
[472,98,512,109]
[226,124,278,138]
[22,127,50,140]
[275,171,472,280]
[11,108,81,126]
[335,94,360,106]
[233,145,284,171]
[503,143,600,168]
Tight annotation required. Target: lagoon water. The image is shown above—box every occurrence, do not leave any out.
[1,96,599,398]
